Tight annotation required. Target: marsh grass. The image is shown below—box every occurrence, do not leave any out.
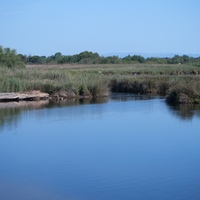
[0,67,110,97]
[111,75,174,94]
[166,78,200,104]
[1,64,200,103]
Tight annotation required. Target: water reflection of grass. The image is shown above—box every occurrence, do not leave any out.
[0,107,19,129]
[0,98,109,130]
[0,96,199,130]
[0,101,49,131]
[168,104,200,120]
[47,97,109,109]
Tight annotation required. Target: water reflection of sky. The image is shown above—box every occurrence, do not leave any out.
[0,94,200,200]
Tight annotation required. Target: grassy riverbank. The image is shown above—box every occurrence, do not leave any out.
[1,64,200,103]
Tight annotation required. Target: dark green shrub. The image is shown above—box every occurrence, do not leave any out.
[0,46,25,68]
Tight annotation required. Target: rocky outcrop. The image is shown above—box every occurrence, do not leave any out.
[0,91,49,102]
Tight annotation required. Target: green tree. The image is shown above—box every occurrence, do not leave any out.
[171,55,182,64]
[123,55,132,63]
[131,55,145,63]
[18,54,28,63]
[0,46,24,68]
[77,51,100,64]
[123,55,145,63]
[182,55,190,63]
[54,52,62,63]
[27,55,46,64]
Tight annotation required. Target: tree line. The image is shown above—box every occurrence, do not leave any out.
[19,51,200,65]
[1,45,200,68]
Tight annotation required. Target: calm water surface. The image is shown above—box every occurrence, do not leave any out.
[0,94,200,200]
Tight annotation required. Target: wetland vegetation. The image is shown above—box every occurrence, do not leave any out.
[1,45,200,104]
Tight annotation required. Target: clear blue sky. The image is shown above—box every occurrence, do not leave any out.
[1,0,200,56]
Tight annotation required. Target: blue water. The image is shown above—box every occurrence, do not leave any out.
[0,94,200,200]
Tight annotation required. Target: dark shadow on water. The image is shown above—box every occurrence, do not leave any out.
[111,93,163,101]
[47,97,109,109]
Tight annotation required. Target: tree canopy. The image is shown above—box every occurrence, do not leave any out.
[1,45,200,67]
[0,46,25,68]
[24,51,200,65]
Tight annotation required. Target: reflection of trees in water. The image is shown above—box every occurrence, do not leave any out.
[167,103,200,120]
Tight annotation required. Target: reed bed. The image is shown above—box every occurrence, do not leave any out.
[1,64,200,103]
[0,67,110,97]
[111,75,200,103]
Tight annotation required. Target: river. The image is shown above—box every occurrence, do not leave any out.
[0,94,200,200]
